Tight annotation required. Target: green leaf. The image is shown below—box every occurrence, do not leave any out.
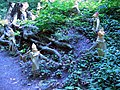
[105,87,111,90]
[116,83,120,87]
[65,86,74,90]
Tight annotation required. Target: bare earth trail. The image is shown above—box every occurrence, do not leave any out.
[67,28,92,57]
[0,51,39,90]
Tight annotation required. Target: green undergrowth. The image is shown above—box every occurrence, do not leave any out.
[64,46,120,89]
[0,0,120,89]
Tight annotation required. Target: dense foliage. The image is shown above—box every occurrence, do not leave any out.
[0,0,120,89]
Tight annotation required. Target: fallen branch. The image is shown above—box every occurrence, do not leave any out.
[39,45,61,60]
[0,38,9,45]
[30,38,41,44]
[46,37,73,50]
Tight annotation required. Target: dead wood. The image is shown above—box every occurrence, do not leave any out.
[21,25,39,39]
[30,38,41,44]
[39,45,61,60]
[0,38,9,45]
[46,37,73,50]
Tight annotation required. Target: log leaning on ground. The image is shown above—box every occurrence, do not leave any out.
[45,37,73,50]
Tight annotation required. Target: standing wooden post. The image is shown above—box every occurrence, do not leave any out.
[92,12,100,32]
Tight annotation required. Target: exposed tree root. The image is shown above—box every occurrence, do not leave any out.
[30,38,61,60]
[39,45,61,60]
[0,38,9,45]
[48,38,73,50]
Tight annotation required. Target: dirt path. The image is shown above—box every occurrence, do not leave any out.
[67,27,92,57]
[0,51,39,90]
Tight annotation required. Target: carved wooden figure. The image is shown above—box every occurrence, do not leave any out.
[4,25,16,52]
[72,0,80,13]
[37,2,43,11]
[92,12,100,32]
[88,28,106,56]
[20,43,40,76]
[20,43,49,72]
[36,2,43,16]
[30,43,40,71]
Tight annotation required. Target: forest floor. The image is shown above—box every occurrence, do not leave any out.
[0,51,39,90]
[0,28,92,90]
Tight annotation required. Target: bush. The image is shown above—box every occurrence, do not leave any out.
[35,0,74,32]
